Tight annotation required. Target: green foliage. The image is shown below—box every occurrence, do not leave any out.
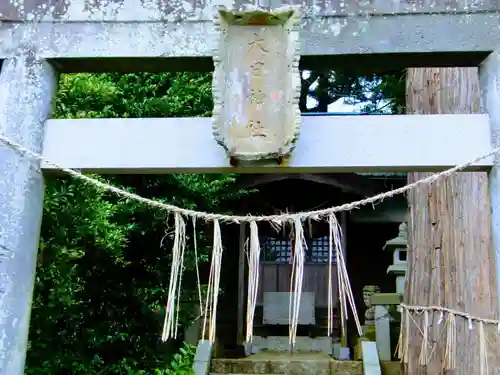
[165,343,196,375]
[54,72,213,119]
[26,72,248,375]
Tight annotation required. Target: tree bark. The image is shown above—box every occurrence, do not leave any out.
[404,68,500,374]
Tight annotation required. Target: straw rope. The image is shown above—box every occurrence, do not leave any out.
[400,304,500,326]
[0,132,498,223]
[3,131,500,350]
[397,303,498,371]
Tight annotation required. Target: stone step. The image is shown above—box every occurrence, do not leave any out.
[248,336,333,355]
[211,355,363,375]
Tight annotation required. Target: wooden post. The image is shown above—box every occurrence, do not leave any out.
[480,51,500,309]
[404,68,500,374]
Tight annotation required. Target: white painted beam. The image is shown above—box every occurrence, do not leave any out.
[41,114,493,174]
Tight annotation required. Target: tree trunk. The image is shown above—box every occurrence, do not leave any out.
[404,68,500,374]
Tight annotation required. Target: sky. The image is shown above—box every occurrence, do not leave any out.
[304,72,390,113]
[306,88,369,113]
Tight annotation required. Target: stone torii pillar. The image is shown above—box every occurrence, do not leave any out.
[0,56,58,375]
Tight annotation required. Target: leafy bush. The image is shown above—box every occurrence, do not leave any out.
[165,343,196,375]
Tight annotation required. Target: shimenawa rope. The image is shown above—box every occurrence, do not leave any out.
[0,132,498,223]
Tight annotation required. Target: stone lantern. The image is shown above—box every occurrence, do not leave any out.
[211,6,301,165]
[383,222,408,294]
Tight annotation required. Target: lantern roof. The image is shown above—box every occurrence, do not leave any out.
[384,222,408,250]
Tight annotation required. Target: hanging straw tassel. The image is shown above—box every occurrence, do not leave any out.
[202,219,224,343]
[331,215,363,337]
[478,321,489,375]
[419,310,429,366]
[162,213,187,342]
[245,221,260,343]
[328,214,347,340]
[396,305,405,361]
[289,218,305,348]
[396,306,410,363]
[192,217,204,323]
[327,215,337,338]
[443,313,456,370]
[403,308,410,364]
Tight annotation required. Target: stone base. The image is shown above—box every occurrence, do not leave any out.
[248,336,332,355]
[333,343,351,360]
[194,340,213,375]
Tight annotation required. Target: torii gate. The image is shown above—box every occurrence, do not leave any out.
[2,0,500,374]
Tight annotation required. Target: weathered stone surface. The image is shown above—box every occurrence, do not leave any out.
[0,0,207,21]
[231,359,269,374]
[1,0,499,21]
[330,360,363,375]
[0,57,57,375]
[268,359,331,375]
[210,359,233,374]
[1,3,499,71]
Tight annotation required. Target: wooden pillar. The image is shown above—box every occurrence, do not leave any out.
[0,56,58,375]
[404,68,500,374]
[480,52,500,309]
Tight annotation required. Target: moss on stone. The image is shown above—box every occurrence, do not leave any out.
[381,361,401,375]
